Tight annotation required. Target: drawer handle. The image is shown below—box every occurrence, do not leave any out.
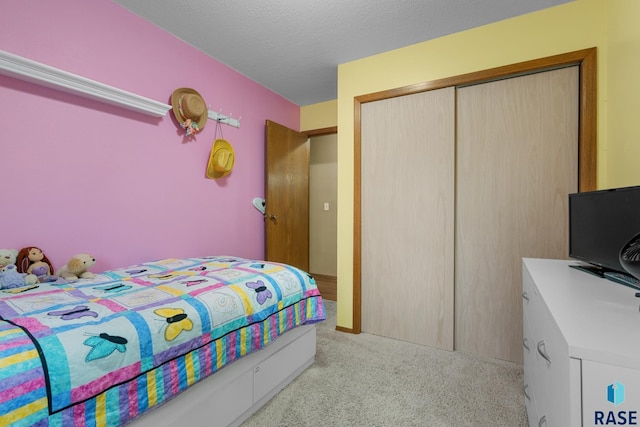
[537,340,552,363]
[539,415,547,426]
[524,384,530,401]
[522,291,530,302]
[523,338,530,352]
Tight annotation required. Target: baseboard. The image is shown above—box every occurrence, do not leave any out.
[311,273,336,301]
[335,325,359,334]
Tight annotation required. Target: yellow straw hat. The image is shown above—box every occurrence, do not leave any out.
[171,88,208,136]
[206,139,235,178]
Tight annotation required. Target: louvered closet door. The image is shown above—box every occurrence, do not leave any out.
[361,88,455,350]
[455,67,579,362]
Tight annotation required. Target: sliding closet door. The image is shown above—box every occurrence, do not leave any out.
[455,67,579,362]
[361,88,455,350]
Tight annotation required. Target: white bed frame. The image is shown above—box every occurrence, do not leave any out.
[128,324,317,427]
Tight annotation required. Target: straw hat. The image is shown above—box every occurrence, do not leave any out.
[171,88,208,135]
[206,139,235,179]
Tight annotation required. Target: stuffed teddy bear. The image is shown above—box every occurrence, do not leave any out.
[0,249,38,286]
[56,254,97,281]
[0,249,19,269]
[0,264,38,289]
[16,246,57,283]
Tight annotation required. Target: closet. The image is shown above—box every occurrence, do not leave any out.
[360,65,581,362]
[361,87,455,350]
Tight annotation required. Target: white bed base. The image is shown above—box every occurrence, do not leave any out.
[128,324,317,427]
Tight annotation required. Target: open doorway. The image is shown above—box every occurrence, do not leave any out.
[309,132,337,300]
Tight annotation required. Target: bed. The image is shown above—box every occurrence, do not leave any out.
[0,256,325,427]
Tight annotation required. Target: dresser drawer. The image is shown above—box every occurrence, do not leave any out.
[523,262,575,427]
[534,307,571,426]
[523,314,540,426]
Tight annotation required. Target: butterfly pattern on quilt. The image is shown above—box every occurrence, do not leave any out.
[48,305,98,320]
[83,333,128,362]
[93,283,133,293]
[246,280,272,305]
[155,307,194,341]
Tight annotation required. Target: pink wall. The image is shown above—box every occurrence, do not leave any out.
[0,0,300,272]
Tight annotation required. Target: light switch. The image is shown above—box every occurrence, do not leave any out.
[323,202,329,211]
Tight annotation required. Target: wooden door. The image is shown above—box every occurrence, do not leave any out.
[455,66,579,362]
[360,88,455,350]
[265,120,310,271]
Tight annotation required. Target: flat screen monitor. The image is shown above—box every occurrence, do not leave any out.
[569,185,640,276]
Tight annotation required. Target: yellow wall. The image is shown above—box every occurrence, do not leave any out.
[607,0,640,187]
[299,0,640,329]
[300,99,337,132]
[335,0,613,329]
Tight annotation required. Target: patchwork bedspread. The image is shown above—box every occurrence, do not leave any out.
[0,256,325,426]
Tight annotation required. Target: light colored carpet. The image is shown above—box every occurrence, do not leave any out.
[242,300,528,426]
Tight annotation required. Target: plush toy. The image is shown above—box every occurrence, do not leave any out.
[0,249,19,269]
[56,254,97,281]
[16,246,57,282]
[0,264,38,289]
[0,249,38,286]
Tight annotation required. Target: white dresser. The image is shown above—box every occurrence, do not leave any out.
[522,258,640,427]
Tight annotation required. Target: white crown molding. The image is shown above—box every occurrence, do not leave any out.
[0,50,171,117]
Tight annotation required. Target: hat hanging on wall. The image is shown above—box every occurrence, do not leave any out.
[171,88,208,136]
[206,139,235,179]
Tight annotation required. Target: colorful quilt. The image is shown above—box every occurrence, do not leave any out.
[0,256,325,426]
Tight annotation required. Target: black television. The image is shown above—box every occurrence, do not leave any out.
[569,185,640,283]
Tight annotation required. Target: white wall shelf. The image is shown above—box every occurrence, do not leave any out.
[208,109,241,128]
[0,50,171,117]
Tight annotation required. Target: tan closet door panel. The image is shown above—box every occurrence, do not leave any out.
[361,87,455,350]
[455,67,579,362]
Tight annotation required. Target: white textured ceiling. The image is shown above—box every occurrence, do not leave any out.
[113,0,572,106]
